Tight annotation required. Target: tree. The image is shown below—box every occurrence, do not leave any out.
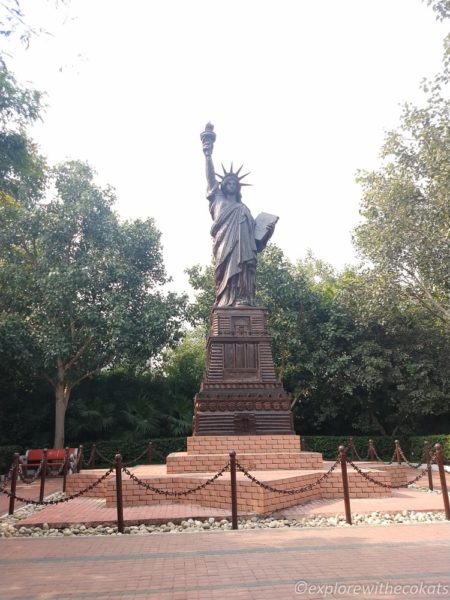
[187,245,450,436]
[185,263,215,327]
[0,160,186,447]
[0,58,47,205]
[332,268,450,435]
[1,0,66,48]
[158,328,206,435]
[425,0,450,22]
[354,38,450,326]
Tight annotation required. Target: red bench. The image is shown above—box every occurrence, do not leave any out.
[21,448,78,476]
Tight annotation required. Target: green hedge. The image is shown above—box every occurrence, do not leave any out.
[409,435,450,462]
[3,434,448,474]
[78,436,411,463]
[0,445,23,475]
[74,437,187,468]
[301,436,410,460]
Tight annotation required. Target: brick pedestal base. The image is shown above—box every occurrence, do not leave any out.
[65,438,411,515]
[167,451,322,473]
[167,435,322,473]
[66,465,394,515]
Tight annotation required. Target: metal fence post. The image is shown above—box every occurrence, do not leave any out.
[435,444,450,521]
[339,446,352,525]
[368,439,376,461]
[229,451,238,530]
[115,454,124,533]
[39,448,48,503]
[77,445,84,472]
[86,444,96,468]
[147,441,153,464]
[424,441,433,491]
[395,440,402,465]
[62,447,70,493]
[348,437,360,461]
[8,453,20,515]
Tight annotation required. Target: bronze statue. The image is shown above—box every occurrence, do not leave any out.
[201,123,277,307]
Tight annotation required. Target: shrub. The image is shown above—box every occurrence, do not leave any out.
[409,435,450,462]
[301,435,410,460]
[0,445,23,475]
[72,437,187,468]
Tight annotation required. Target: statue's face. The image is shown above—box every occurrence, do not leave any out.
[224,177,239,195]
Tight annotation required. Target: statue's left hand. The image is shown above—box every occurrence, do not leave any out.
[266,222,276,238]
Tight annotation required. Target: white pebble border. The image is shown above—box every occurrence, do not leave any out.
[0,492,447,538]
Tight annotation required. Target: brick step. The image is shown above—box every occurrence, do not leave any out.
[65,463,403,515]
[166,451,323,473]
[187,434,301,454]
[102,467,393,514]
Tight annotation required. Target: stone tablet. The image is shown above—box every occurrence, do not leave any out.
[255,212,279,242]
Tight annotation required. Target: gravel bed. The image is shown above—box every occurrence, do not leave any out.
[0,493,447,538]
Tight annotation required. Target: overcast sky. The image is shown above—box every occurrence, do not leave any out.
[2,0,447,295]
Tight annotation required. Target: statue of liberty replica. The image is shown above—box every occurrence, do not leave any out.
[193,123,294,436]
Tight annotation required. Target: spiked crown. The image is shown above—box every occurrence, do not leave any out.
[216,162,252,187]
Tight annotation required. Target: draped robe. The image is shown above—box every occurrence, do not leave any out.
[208,187,258,307]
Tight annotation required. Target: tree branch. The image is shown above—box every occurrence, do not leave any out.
[69,357,114,390]
[402,266,450,324]
[43,373,56,388]
[63,335,94,372]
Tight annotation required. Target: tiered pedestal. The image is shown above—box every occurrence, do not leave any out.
[167,435,322,473]
[193,306,294,435]
[65,295,407,513]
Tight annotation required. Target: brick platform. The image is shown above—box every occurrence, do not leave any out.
[63,436,415,514]
[66,463,394,515]
[14,466,450,529]
[167,434,323,473]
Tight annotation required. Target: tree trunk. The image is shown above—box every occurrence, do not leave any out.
[53,359,71,448]
[368,407,388,436]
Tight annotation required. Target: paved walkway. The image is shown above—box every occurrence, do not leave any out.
[14,487,449,528]
[0,522,449,599]
[0,478,62,517]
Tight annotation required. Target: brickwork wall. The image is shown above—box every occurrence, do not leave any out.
[167,451,323,473]
[350,463,411,487]
[102,466,392,514]
[320,470,391,499]
[187,435,301,454]
[65,453,394,516]
[65,470,112,498]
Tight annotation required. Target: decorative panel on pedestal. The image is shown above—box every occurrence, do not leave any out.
[193,306,294,435]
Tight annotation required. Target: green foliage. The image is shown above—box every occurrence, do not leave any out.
[425,0,450,21]
[302,436,404,460]
[354,51,450,326]
[0,445,23,475]
[77,437,187,467]
[0,63,187,447]
[0,58,42,125]
[185,263,215,326]
[0,1,47,46]
[0,58,47,205]
[158,328,206,435]
[409,434,450,461]
[186,244,450,437]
